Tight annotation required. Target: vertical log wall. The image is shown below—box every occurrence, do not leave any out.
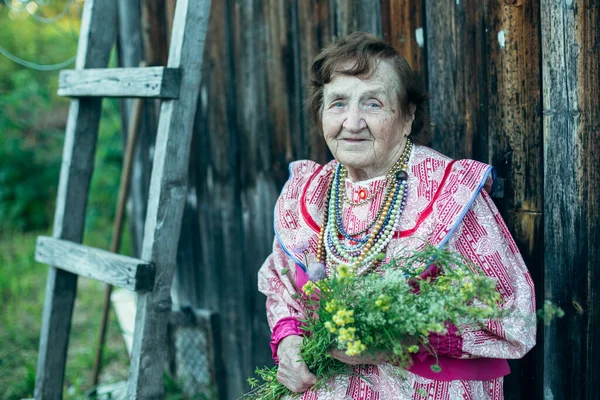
[542,0,600,399]
[120,1,599,398]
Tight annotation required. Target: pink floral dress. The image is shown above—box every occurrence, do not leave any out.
[258,145,536,399]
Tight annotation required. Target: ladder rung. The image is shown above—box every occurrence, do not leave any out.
[35,236,155,292]
[58,67,181,98]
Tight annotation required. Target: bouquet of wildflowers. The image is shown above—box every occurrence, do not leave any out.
[245,245,504,399]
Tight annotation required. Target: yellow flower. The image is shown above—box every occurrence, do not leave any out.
[325,300,340,313]
[338,327,356,342]
[324,321,337,333]
[345,340,366,356]
[408,345,420,353]
[333,309,354,326]
[337,264,351,279]
[302,281,315,295]
[375,294,390,311]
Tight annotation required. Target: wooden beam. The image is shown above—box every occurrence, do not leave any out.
[35,237,155,292]
[127,0,212,398]
[381,0,427,81]
[33,1,117,399]
[58,67,181,98]
[483,2,543,398]
[141,0,169,66]
[116,0,153,258]
[297,0,333,164]
[542,1,600,399]
[333,0,382,37]
[424,0,487,158]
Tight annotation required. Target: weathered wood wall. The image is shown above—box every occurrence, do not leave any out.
[542,1,600,399]
[118,1,599,398]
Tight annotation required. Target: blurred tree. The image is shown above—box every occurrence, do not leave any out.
[0,0,122,234]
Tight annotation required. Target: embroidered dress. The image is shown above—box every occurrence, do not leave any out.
[257,145,536,400]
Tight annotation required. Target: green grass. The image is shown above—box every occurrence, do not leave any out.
[0,221,200,399]
[0,224,132,399]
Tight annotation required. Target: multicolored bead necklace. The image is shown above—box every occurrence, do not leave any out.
[313,139,413,273]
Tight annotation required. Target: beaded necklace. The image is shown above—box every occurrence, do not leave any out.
[312,139,413,274]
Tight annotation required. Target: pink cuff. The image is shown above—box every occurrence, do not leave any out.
[270,317,304,364]
[417,322,463,361]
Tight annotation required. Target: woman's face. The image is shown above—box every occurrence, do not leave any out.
[321,60,413,181]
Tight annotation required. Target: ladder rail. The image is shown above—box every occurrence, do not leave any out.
[34,1,117,398]
[127,0,212,398]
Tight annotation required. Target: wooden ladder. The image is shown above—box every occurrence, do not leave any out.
[31,0,211,398]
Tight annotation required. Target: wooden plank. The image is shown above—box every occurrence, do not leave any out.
[248,0,307,381]
[381,0,427,79]
[542,1,600,399]
[58,67,181,98]
[296,0,333,164]
[33,1,117,399]
[482,2,543,398]
[126,0,212,398]
[116,0,152,258]
[424,0,487,158]
[186,0,247,397]
[35,237,155,291]
[225,1,271,395]
[141,0,169,66]
[333,0,382,37]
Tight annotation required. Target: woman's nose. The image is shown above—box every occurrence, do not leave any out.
[342,107,367,133]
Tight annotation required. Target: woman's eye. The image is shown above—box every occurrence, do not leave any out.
[331,101,344,108]
[366,102,381,109]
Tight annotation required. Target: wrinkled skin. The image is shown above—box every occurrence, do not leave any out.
[277,335,317,392]
[321,60,415,182]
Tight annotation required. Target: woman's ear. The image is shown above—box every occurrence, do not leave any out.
[408,103,417,122]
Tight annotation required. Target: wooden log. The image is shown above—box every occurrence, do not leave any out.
[184,0,247,396]
[33,1,117,399]
[127,0,212,398]
[542,1,600,399]
[246,0,303,371]
[141,0,169,66]
[35,237,155,292]
[227,1,273,395]
[333,0,382,37]
[297,0,333,164]
[424,0,487,159]
[58,67,181,98]
[482,1,543,398]
[381,0,427,79]
[116,0,152,258]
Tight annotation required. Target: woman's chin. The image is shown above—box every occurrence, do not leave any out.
[335,155,371,170]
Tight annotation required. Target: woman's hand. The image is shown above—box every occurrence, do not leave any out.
[330,349,390,365]
[277,335,317,393]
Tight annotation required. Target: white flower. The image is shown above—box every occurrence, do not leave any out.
[307,262,326,282]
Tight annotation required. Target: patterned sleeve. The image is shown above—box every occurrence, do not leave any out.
[445,189,537,359]
[257,238,307,362]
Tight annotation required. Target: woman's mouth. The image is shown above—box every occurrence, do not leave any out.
[341,138,367,143]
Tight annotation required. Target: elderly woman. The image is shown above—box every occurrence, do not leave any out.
[257,32,535,399]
